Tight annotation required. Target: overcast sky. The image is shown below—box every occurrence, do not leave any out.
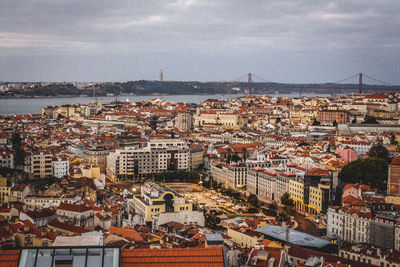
[1,0,399,84]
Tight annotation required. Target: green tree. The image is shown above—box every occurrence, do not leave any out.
[391,135,398,145]
[352,117,357,124]
[362,115,378,124]
[368,144,388,160]
[312,118,321,126]
[11,131,25,168]
[231,153,241,162]
[242,147,248,161]
[338,157,388,190]
[281,192,294,207]
[226,148,232,163]
[232,192,241,200]
[332,120,338,127]
[276,117,281,123]
[150,115,158,130]
[248,194,259,207]
[269,203,278,212]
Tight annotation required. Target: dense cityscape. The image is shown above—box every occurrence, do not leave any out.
[2,0,400,266]
[1,92,400,266]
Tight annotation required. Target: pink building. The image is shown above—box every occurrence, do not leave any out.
[336,147,357,162]
[342,183,371,201]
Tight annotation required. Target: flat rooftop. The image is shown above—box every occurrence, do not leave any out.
[257,225,333,249]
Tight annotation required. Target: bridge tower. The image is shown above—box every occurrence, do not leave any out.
[248,73,252,95]
[358,73,363,95]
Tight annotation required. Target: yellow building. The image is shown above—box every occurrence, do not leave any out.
[133,182,192,225]
[0,176,11,203]
[309,183,330,214]
[190,146,204,170]
[30,151,52,178]
[55,104,82,118]
[82,146,108,172]
[16,232,36,247]
[227,226,264,248]
[289,177,305,212]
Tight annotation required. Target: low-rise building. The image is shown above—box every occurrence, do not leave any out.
[152,210,205,230]
[227,226,264,248]
[19,209,57,228]
[0,177,11,204]
[24,195,79,209]
[56,203,94,229]
[133,182,192,226]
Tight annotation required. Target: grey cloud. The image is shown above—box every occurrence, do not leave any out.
[0,0,399,83]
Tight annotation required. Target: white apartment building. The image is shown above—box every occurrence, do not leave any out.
[227,163,248,189]
[107,139,190,180]
[52,158,70,178]
[340,141,373,157]
[327,206,371,244]
[247,168,298,203]
[56,203,94,229]
[24,194,80,209]
[210,162,229,187]
[0,150,14,169]
[247,167,264,198]
[275,172,296,204]
[247,167,278,201]
[152,210,205,230]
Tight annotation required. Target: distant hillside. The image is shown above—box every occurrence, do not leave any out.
[1,80,398,98]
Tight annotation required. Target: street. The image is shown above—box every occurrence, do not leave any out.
[294,213,324,237]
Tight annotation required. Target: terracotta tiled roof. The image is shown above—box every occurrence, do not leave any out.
[306,168,330,177]
[0,250,19,267]
[57,203,93,213]
[342,195,367,207]
[48,220,91,234]
[391,156,400,165]
[108,226,144,242]
[288,246,374,267]
[121,247,224,266]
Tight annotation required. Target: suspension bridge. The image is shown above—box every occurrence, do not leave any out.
[229,72,398,95]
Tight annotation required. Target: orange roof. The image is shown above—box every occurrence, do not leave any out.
[306,168,330,177]
[391,156,400,166]
[342,195,367,207]
[121,247,224,266]
[0,250,19,267]
[108,226,144,242]
[343,183,356,190]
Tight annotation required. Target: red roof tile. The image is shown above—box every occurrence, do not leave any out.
[0,250,19,267]
[121,247,224,266]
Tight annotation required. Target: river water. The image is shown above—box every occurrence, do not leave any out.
[0,93,329,115]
